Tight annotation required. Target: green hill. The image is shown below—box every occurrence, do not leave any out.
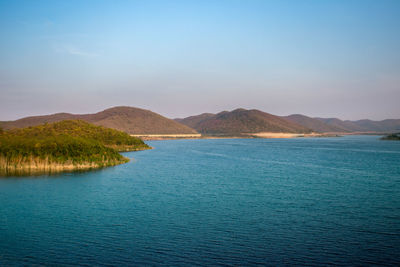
[0,106,198,135]
[282,114,349,133]
[176,109,311,135]
[282,114,400,133]
[0,120,150,175]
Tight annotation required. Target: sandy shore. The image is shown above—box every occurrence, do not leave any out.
[131,134,202,140]
[246,132,337,138]
[247,132,304,138]
[131,132,339,140]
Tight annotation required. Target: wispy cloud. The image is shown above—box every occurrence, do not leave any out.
[54,44,99,58]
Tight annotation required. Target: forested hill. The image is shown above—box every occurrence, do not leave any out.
[0,120,150,175]
[283,114,400,133]
[0,106,197,135]
[176,108,311,135]
[282,114,348,133]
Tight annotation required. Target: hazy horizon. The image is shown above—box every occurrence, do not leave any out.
[1,0,400,121]
[3,105,400,122]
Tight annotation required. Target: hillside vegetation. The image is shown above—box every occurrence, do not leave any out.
[177,108,311,135]
[381,133,400,140]
[0,120,150,175]
[283,114,348,133]
[0,106,197,135]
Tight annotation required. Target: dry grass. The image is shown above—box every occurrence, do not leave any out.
[0,156,127,176]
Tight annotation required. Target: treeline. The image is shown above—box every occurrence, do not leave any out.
[381,133,400,140]
[5,120,150,151]
[0,120,150,175]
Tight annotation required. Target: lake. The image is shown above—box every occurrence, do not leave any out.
[0,136,399,266]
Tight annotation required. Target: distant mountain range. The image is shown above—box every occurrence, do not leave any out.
[175,108,312,134]
[282,114,346,132]
[0,106,197,135]
[177,109,400,134]
[1,106,399,136]
[283,114,400,133]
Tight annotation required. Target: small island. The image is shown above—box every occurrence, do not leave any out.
[0,120,150,176]
[381,133,400,140]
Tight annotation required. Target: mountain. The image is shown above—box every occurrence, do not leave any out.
[176,109,312,134]
[348,119,400,132]
[314,118,365,132]
[314,118,400,132]
[0,113,76,130]
[1,106,197,135]
[175,113,215,129]
[283,114,350,132]
[284,115,400,133]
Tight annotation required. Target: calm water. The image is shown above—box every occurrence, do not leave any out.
[0,136,399,266]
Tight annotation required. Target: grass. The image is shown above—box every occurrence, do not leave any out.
[0,120,150,175]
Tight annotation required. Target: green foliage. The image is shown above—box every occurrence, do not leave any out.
[381,133,400,140]
[6,120,150,151]
[0,120,150,171]
[0,134,125,165]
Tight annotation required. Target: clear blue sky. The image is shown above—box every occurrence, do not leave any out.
[1,0,399,120]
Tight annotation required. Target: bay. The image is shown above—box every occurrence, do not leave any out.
[1,136,399,266]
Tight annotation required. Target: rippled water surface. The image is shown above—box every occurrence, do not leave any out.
[1,136,399,266]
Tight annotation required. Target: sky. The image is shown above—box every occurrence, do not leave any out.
[0,0,399,121]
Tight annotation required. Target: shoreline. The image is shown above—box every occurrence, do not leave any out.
[0,146,151,177]
[133,131,390,141]
[132,132,341,140]
[0,156,129,176]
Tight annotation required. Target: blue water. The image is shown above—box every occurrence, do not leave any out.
[1,136,399,266]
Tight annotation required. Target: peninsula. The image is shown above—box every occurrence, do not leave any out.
[0,120,150,175]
